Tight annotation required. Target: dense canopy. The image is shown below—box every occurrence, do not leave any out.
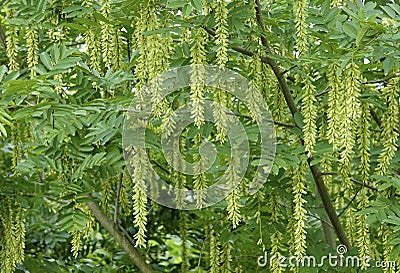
[0,0,399,272]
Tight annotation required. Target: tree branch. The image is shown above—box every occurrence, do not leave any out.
[0,25,7,54]
[204,11,352,249]
[245,0,352,249]
[86,194,154,273]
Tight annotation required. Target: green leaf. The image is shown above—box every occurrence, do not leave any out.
[383,57,394,75]
[0,65,8,82]
[191,0,202,11]
[40,52,53,70]
[293,112,304,129]
[167,0,187,8]
[343,22,358,38]
[356,25,368,47]
[182,4,192,17]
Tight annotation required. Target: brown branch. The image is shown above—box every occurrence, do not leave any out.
[320,172,400,198]
[0,25,7,54]
[86,194,154,273]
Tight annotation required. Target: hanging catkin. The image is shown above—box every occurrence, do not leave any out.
[302,75,317,156]
[327,63,342,149]
[209,225,220,273]
[291,163,307,258]
[215,0,229,67]
[376,77,399,175]
[5,10,19,72]
[220,241,232,273]
[339,61,361,196]
[0,199,17,273]
[294,0,308,55]
[355,100,372,265]
[193,134,207,208]
[85,28,101,72]
[100,0,113,69]
[112,28,123,71]
[190,28,207,128]
[225,144,242,228]
[26,26,38,78]
[131,146,149,247]
[180,212,189,272]
[14,205,26,264]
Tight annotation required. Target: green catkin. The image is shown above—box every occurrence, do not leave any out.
[327,63,342,149]
[190,28,207,128]
[14,205,26,264]
[71,229,83,258]
[0,199,17,273]
[355,101,371,264]
[269,190,284,273]
[376,77,399,175]
[226,148,241,228]
[294,0,308,55]
[246,84,263,123]
[318,108,333,190]
[215,0,229,67]
[213,0,230,141]
[270,230,284,273]
[356,187,370,268]
[132,147,149,247]
[202,0,212,14]
[341,61,361,161]
[209,226,220,273]
[101,0,113,69]
[180,212,189,272]
[5,11,19,72]
[212,87,228,142]
[81,205,95,240]
[26,26,38,78]
[112,28,123,71]
[193,134,207,208]
[220,241,232,273]
[11,121,21,174]
[47,14,65,42]
[85,28,102,72]
[54,73,63,94]
[134,0,172,115]
[101,176,113,215]
[292,163,307,258]
[302,75,317,156]
[380,227,395,273]
[339,62,361,195]
[358,101,371,184]
[339,63,361,246]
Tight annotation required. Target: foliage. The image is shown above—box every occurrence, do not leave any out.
[0,0,399,272]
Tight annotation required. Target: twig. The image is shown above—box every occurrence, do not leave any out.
[307,212,334,229]
[338,186,361,217]
[315,87,330,98]
[0,25,7,53]
[282,65,298,75]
